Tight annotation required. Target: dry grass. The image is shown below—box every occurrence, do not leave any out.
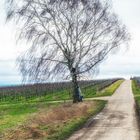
[3,101,97,140]
[34,102,92,123]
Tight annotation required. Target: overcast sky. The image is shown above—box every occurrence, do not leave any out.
[0,0,140,85]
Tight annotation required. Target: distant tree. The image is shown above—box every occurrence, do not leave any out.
[6,0,130,102]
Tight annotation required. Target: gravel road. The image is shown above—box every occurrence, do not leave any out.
[68,80,139,140]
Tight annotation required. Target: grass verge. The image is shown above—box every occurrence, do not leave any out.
[132,80,140,107]
[131,80,140,131]
[132,80,140,118]
[0,102,60,134]
[83,80,123,98]
[2,100,106,140]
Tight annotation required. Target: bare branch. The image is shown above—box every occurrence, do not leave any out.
[5,0,130,84]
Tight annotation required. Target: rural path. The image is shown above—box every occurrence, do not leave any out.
[68,80,140,140]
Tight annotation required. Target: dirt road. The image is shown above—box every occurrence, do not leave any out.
[68,80,139,140]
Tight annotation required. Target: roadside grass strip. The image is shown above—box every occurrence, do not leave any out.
[2,100,106,140]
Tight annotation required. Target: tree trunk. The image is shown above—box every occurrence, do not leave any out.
[72,75,79,103]
[71,71,79,103]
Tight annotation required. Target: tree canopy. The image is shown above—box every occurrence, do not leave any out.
[6,0,130,102]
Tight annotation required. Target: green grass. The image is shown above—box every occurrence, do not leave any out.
[0,103,36,130]
[132,80,140,106]
[0,102,60,133]
[83,80,123,98]
[132,80,140,124]
[132,80,140,95]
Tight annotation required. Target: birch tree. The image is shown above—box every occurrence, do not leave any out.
[6,0,130,102]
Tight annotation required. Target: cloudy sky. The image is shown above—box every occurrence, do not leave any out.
[0,0,140,85]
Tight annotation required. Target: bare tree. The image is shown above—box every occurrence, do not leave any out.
[6,0,130,102]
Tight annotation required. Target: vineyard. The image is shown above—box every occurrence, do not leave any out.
[0,78,121,102]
